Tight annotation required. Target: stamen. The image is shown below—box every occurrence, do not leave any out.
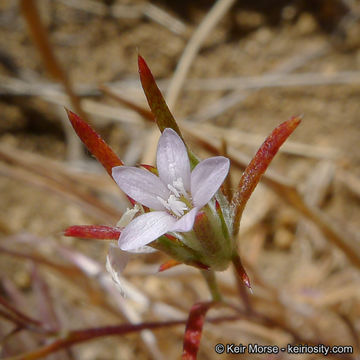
[167,184,180,197]
[117,204,140,227]
[157,196,171,211]
[157,177,190,217]
[173,178,189,198]
[157,195,188,217]
[167,195,188,216]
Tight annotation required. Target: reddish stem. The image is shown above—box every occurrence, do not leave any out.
[182,302,216,360]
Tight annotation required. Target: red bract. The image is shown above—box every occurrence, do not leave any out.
[66,109,124,176]
[232,253,251,289]
[64,225,121,240]
[66,109,135,205]
[138,55,182,137]
[231,116,302,235]
[158,259,181,272]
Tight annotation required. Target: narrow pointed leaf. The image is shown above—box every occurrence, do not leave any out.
[138,55,199,168]
[182,301,216,360]
[66,109,123,176]
[66,110,136,205]
[232,254,251,290]
[232,116,301,235]
[138,55,183,138]
[64,225,121,240]
[158,259,182,272]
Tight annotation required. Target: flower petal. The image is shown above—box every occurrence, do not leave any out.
[112,166,169,210]
[126,246,158,254]
[170,207,199,232]
[191,156,230,208]
[106,244,130,297]
[119,211,176,250]
[157,128,191,191]
[106,243,130,275]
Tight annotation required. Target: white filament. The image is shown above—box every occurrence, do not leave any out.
[157,177,189,217]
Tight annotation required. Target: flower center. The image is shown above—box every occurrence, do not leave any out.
[157,178,190,217]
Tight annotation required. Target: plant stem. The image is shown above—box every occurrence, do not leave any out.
[201,270,222,301]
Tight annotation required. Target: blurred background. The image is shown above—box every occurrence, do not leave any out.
[0,0,359,359]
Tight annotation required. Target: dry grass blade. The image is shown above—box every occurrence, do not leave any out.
[295,161,335,250]
[0,161,119,223]
[0,294,42,328]
[19,0,89,125]
[59,0,187,35]
[2,320,185,360]
[31,265,60,332]
[190,43,329,122]
[0,308,27,328]
[100,84,155,123]
[0,278,41,355]
[142,0,236,164]
[19,0,89,162]
[182,70,360,91]
[336,168,360,200]
[0,234,124,318]
[195,122,339,159]
[0,243,80,278]
[142,3,188,36]
[1,315,249,360]
[166,0,236,109]
[3,70,360,98]
[0,142,115,193]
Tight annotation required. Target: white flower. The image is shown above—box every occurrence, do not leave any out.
[112,128,230,251]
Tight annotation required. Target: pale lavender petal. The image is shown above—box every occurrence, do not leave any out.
[157,128,191,191]
[191,156,230,208]
[119,211,176,250]
[106,244,130,275]
[170,207,199,232]
[106,244,130,296]
[112,166,169,210]
[126,246,158,254]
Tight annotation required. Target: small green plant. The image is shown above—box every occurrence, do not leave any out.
[64,56,301,359]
